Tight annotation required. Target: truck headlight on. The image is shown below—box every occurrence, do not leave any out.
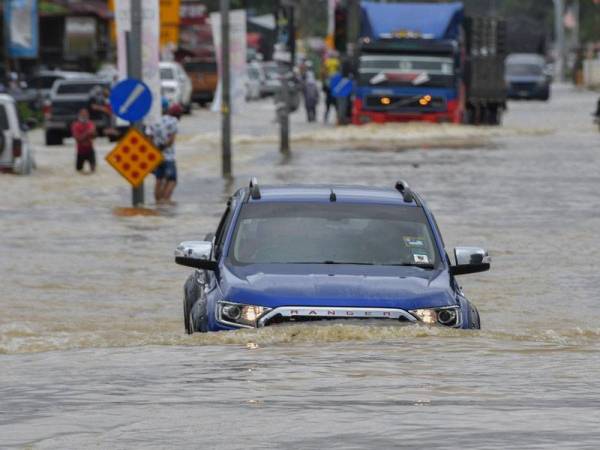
[410,307,460,327]
[218,301,271,328]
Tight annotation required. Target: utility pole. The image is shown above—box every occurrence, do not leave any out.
[573,0,580,50]
[279,63,290,155]
[220,0,232,178]
[553,0,566,82]
[346,0,360,61]
[129,0,144,206]
[277,1,294,156]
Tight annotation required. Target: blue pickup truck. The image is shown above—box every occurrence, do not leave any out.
[175,179,490,333]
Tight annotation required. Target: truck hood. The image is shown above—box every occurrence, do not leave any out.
[219,264,456,310]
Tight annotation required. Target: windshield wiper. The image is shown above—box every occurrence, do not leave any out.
[383,263,435,270]
[284,261,433,268]
[323,261,376,266]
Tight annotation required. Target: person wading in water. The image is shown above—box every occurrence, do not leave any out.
[71,108,96,173]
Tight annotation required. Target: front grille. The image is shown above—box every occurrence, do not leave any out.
[510,82,536,91]
[364,95,446,112]
[264,314,412,327]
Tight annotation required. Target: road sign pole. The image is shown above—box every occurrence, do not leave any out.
[129,0,144,206]
[221,0,232,178]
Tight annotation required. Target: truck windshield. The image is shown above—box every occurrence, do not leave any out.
[229,203,438,267]
[506,63,543,77]
[359,54,455,88]
[160,68,175,80]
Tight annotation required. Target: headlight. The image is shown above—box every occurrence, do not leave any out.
[410,307,460,327]
[217,301,271,328]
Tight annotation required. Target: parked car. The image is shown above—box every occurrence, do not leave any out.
[175,179,489,334]
[183,59,218,107]
[44,78,111,146]
[506,53,551,101]
[28,70,94,102]
[160,62,193,113]
[0,94,35,175]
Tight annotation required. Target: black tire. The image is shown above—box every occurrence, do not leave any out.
[487,106,502,126]
[188,297,209,333]
[468,304,481,330]
[183,272,209,334]
[184,295,193,335]
[0,132,5,155]
[540,90,551,102]
[45,130,63,146]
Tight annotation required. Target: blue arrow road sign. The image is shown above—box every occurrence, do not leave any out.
[109,78,153,122]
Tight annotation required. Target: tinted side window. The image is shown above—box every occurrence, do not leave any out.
[0,106,9,131]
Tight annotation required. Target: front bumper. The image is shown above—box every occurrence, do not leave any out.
[507,82,549,99]
[212,303,467,330]
[352,98,461,125]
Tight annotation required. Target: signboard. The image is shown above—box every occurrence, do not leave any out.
[160,0,181,49]
[115,0,161,125]
[110,79,153,122]
[64,17,97,58]
[211,9,247,113]
[105,128,163,187]
[4,0,39,58]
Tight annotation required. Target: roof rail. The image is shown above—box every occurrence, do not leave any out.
[395,180,415,203]
[249,177,261,200]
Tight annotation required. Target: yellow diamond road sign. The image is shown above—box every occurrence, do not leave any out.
[105,128,163,188]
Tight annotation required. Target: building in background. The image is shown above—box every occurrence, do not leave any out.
[1,0,112,76]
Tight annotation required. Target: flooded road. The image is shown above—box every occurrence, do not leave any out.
[1,85,600,449]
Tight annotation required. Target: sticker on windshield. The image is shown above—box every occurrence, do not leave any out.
[404,237,425,248]
[413,254,430,264]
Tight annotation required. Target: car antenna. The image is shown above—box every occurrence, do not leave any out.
[249,177,261,200]
[329,189,337,202]
[395,180,415,203]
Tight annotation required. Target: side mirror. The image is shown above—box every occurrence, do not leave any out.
[450,247,491,276]
[174,241,218,271]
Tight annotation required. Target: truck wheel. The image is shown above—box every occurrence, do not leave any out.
[469,304,481,329]
[188,297,209,333]
[0,132,5,155]
[487,107,502,126]
[45,130,63,146]
[17,151,34,175]
[184,295,192,334]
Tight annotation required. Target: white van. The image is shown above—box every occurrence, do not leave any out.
[0,94,35,175]
[160,62,193,113]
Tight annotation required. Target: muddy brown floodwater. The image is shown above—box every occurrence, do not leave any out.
[1,85,600,449]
